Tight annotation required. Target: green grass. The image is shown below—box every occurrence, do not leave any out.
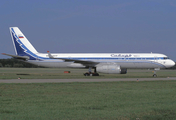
[0,68,176,79]
[0,81,176,119]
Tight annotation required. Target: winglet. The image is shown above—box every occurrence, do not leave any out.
[47,51,54,58]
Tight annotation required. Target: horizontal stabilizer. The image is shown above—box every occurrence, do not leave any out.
[2,53,29,60]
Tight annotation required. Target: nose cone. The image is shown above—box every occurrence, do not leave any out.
[166,60,175,68]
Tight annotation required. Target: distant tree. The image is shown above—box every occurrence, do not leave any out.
[5,64,11,67]
[0,63,3,67]
[0,58,41,68]
[13,63,24,68]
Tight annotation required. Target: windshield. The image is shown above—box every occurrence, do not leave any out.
[163,57,170,59]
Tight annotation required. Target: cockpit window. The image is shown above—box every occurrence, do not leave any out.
[164,57,169,59]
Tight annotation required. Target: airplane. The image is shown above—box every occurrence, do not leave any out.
[2,27,175,77]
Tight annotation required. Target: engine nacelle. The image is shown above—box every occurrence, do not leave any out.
[96,65,127,74]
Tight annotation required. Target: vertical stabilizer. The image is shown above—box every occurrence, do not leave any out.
[10,27,38,60]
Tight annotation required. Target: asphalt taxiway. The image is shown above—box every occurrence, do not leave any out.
[0,77,176,83]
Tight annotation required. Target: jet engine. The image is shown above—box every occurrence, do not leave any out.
[96,65,127,74]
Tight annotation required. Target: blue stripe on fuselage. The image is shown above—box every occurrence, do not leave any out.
[39,57,166,68]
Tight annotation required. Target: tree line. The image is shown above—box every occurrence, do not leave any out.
[0,58,40,68]
[0,58,176,69]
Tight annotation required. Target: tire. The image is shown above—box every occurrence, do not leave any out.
[153,74,157,77]
[84,73,89,76]
[93,73,99,76]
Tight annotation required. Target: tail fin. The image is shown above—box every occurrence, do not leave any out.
[10,27,38,60]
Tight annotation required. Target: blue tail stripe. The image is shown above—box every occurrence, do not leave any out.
[11,28,47,60]
[11,31,25,56]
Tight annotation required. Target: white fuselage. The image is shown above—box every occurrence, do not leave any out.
[27,53,175,69]
[8,27,175,73]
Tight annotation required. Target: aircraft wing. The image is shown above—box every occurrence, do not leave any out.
[60,58,98,65]
[2,53,29,60]
[47,51,99,66]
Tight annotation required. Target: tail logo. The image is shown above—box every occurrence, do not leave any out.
[18,34,24,39]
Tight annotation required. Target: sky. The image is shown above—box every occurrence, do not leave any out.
[1,0,176,61]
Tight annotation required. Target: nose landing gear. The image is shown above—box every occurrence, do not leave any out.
[153,68,160,77]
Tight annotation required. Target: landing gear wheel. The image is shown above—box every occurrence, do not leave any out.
[93,73,99,76]
[84,67,99,76]
[153,74,157,77]
[84,72,99,76]
[84,73,88,76]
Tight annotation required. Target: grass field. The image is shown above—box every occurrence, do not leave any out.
[1,81,176,119]
[0,68,176,79]
[0,68,176,119]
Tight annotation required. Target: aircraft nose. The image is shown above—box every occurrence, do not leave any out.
[166,60,175,68]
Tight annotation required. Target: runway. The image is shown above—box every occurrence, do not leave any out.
[0,77,176,83]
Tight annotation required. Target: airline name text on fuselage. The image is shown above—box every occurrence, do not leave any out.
[111,54,132,57]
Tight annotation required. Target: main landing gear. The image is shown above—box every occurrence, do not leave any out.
[84,67,99,76]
